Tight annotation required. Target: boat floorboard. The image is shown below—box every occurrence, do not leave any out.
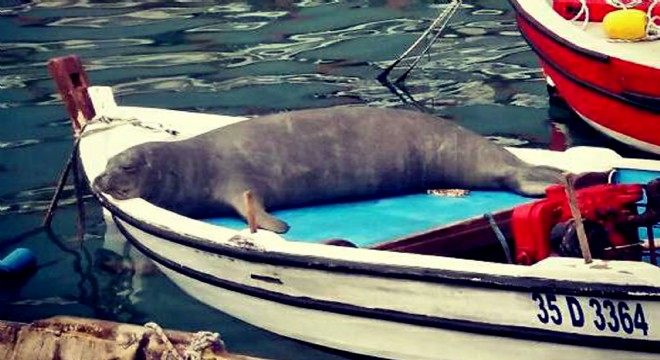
[203,168,660,247]
[205,191,532,247]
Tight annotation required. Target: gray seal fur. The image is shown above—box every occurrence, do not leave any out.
[93,106,563,233]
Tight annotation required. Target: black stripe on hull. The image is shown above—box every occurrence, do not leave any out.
[114,216,660,354]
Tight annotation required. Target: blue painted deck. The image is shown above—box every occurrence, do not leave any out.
[206,191,532,247]
[613,169,660,241]
[204,168,660,247]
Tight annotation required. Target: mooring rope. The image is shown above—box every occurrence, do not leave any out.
[144,322,185,360]
[82,115,180,138]
[647,0,660,37]
[377,0,462,84]
[570,0,591,29]
[572,0,660,41]
[606,0,643,8]
[144,322,223,360]
[43,112,180,226]
[183,331,223,360]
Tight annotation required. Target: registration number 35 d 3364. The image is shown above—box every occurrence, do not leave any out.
[531,292,650,336]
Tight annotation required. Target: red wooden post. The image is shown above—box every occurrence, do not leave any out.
[48,55,95,136]
[43,55,94,228]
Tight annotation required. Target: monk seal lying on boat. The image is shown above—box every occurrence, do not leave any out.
[93,107,563,233]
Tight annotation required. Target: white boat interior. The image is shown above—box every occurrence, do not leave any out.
[516,0,660,67]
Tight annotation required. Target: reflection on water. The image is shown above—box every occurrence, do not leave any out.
[0,0,654,359]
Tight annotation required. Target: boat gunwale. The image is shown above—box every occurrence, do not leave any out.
[113,215,660,353]
[508,0,610,63]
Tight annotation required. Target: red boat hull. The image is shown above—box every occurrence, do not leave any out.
[510,1,660,154]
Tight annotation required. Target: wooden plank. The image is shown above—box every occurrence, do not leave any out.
[0,316,266,360]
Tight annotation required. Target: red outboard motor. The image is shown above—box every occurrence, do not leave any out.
[512,183,644,265]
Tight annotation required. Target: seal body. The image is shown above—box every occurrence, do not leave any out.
[94,107,563,233]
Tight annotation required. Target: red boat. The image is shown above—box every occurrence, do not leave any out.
[509,0,660,155]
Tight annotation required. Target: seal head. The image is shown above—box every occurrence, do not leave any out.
[93,147,151,200]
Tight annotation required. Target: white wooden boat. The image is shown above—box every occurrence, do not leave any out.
[53,59,660,359]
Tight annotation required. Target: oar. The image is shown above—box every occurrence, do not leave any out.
[563,173,593,264]
[244,190,258,234]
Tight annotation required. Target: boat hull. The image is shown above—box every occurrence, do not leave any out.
[113,216,660,359]
[511,0,660,154]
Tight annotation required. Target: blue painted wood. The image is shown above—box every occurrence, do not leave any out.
[0,248,37,276]
[613,169,660,185]
[204,168,660,246]
[614,169,660,241]
[206,191,532,247]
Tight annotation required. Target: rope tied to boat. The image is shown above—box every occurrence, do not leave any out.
[377,0,462,84]
[571,0,591,29]
[606,0,660,41]
[184,331,224,360]
[647,0,660,37]
[145,322,184,360]
[82,115,180,137]
[572,0,645,30]
[571,0,660,40]
[144,322,223,360]
[43,112,179,227]
[606,0,643,8]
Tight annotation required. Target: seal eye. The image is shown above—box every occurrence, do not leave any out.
[121,165,137,174]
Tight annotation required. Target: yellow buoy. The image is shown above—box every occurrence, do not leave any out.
[603,9,648,40]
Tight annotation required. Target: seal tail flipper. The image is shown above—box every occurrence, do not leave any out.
[233,191,290,234]
[509,165,565,197]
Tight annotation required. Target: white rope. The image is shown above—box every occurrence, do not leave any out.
[572,0,660,34]
[606,0,643,8]
[571,0,591,30]
[397,0,461,78]
[144,322,185,360]
[144,322,223,360]
[80,115,180,138]
[647,0,660,36]
[378,0,461,83]
[183,331,223,360]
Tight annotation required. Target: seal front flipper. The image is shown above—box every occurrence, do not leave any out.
[230,192,290,234]
[255,212,290,234]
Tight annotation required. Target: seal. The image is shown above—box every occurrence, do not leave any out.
[93,106,564,233]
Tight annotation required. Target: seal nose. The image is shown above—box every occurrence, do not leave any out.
[93,173,108,192]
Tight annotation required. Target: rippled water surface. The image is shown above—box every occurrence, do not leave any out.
[0,0,650,359]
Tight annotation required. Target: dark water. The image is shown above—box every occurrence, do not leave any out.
[0,1,653,359]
